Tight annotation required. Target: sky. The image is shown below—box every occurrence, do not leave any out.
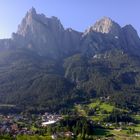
[0,0,140,38]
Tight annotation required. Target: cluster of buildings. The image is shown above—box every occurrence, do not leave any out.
[41,112,63,127]
[0,114,35,136]
[0,112,63,136]
[41,113,75,139]
[51,131,74,139]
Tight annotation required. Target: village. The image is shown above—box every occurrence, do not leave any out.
[0,107,140,139]
[0,112,63,137]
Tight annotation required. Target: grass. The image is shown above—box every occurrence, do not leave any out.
[75,99,140,140]
[93,127,140,140]
[106,122,140,140]
[90,114,109,121]
[88,100,100,108]
[132,115,140,121]
[16,135,52,140]
[75,99,116,121]
[100,103,114,112]
[31,126,38,131]
[93,128,111,136]
[127,124,140,132]
[110,128,140,140]
[75,104,86,116]
[88,100,114,113]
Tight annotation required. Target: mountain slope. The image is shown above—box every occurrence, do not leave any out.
[0,8,140,112]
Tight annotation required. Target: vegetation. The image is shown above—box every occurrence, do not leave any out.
[0,19,140,139]
[0,47,140,114]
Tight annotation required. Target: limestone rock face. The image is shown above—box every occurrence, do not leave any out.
[85,17,121,36]
[82,17,140,56]
[0,9,140,58]
[17,8,64,37]
[0,39,13,51]
[12,7,81,59]
[122,25,140,54]
[14,8,65,58]
[81,18,123,56]
[62,28,82,56]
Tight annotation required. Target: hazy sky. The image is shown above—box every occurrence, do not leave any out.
[0,0,140,38]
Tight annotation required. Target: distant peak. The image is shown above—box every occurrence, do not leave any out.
[122,24,140,39]
[100,16,113,22]
[85,17,121,36]
[27,7,37,16]
[123,24,136,32]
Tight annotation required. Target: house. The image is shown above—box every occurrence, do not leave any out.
[51,134,58,139]
[135,133,140,137]
[42,120,56,127]
[64,131,74,137]
[128,122,134,126]
[105,123,112,127]
[11,124,18,131]
[114,128,122,131]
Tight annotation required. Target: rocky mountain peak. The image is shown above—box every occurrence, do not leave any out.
[2,9,140,59]
[85,17,121,36]
[17,8,64,37]
[28,7,37,16]
[17,8,38,36]
[13,8,81,59]
[122,24,139,37]
[122,24,140,53]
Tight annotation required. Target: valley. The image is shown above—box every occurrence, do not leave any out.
[0,7,140,140]
[0,99,140,139]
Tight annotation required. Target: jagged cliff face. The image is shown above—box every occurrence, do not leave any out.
[12,8,64,58]
[84,17,121,36]
[81,17,140,56]
[1,8,139,59]
[122,25,140,55]
[11,8,81,59]
[17,8,64,37]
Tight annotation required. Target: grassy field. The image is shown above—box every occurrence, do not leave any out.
[75,104,86,116]
[90,114,109,121]
[88,100,114,113]
[75,100,115,121]
[16,135,52,140]
[74,99,140,139]
[132,115,140,121]
[110,128,140,140]
[127,124,140,132]
[92,127,140,140]
[75,100,115,122]
[88,100,101,108]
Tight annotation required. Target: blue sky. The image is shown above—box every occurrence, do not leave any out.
[0,0,140,38]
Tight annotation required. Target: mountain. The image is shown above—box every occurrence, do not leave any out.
[11,7,81,59]
[82,17,140,56]
[0,8,140,112]
[84,17,121,36]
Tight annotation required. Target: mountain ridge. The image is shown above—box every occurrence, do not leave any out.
[1,8,140,58]
[1,8,139,59]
